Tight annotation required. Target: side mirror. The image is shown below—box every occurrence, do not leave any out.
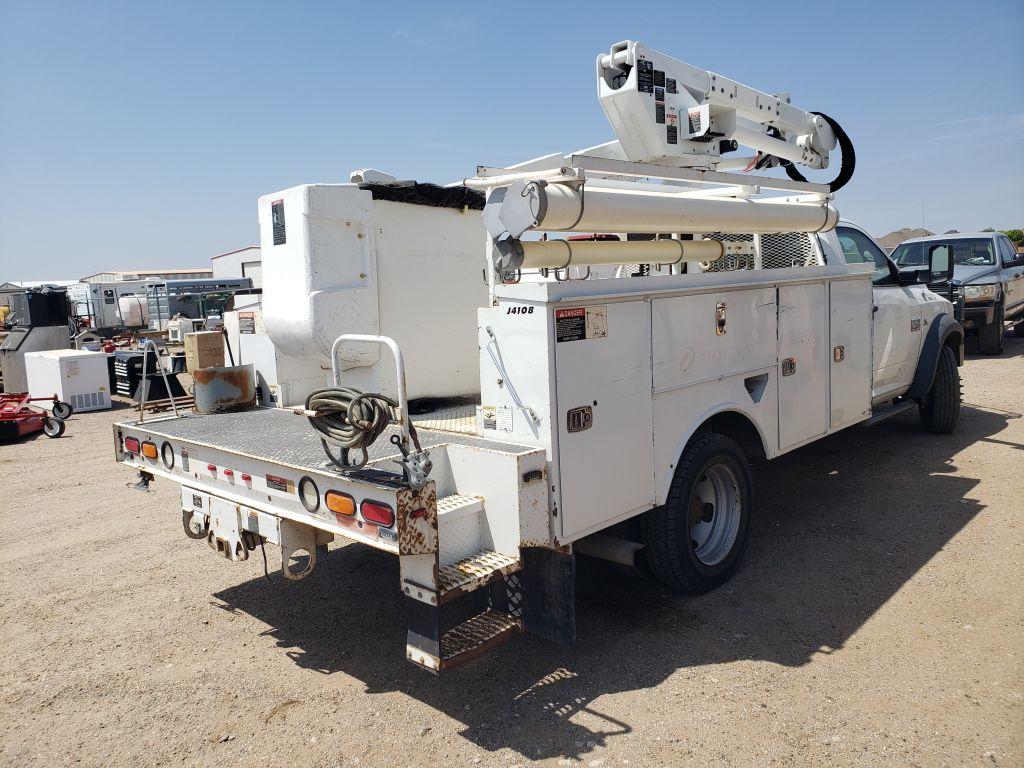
[928,244,953,283]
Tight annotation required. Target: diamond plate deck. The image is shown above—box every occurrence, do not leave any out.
[120,407,533,476]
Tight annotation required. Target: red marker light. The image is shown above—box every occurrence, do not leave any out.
[360,500,395,528]
[241,473,252,482]
[207,464,217,473]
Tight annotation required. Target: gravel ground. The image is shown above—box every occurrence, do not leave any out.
[1,338,1021,768]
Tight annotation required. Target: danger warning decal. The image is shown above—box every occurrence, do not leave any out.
[555,305,608,343]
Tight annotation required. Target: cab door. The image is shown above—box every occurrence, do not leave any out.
[835,225,922,401]
[998,236,1024,318]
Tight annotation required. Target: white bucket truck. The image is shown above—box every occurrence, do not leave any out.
[114,41,963,672]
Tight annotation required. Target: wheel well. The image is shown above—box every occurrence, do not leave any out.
[943,329,964,365]
[703,411,767,462]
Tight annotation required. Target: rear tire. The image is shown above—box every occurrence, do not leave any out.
[1014,320,1024,338]
[51,401,73,420]
[919,344,961,434]
[977,304,1004,355]
[641,432,752,594]
[43,417,65,438]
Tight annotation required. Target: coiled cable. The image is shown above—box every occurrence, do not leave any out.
[305,386,398,469]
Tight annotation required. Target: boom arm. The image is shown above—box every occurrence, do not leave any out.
[596,40,839,175]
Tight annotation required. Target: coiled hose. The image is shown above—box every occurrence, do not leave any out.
[305,386,399,469]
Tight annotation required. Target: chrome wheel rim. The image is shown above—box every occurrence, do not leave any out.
[688,462,742,566]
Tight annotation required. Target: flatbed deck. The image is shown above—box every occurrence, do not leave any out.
[118,406,531,476]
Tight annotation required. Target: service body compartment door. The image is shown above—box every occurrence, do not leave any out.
[778,283,828,450]
[554,300,653,540]
[651,287,777,392]
[828,278,872,429]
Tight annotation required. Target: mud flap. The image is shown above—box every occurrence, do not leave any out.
[521,547,576,646]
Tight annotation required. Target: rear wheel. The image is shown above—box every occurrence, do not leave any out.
[43,416,65,438]
[977,304,1004,354]
[642,432,752,594]
[51,401,73,420]
[919,344,961,434]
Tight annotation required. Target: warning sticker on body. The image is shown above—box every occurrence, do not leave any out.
[480,405,514,432]
[555,305,608,342]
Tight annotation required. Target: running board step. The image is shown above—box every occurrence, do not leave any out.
[862,399,918,427]
[438,550,521,604]
[441,609,521,670]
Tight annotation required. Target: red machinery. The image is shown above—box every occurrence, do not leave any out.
[0,393,72,440]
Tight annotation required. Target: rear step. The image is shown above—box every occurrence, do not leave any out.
[439,550,521,603]
[863,398,918,427]
[440,609,521,670]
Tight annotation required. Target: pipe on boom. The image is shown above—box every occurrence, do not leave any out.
[511,238,725,270]
[487,179,838,244]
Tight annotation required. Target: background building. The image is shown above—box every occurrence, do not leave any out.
[211,246,262,289]
[79,268,213,283]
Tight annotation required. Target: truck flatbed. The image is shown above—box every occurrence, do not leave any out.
[122,405,527,476]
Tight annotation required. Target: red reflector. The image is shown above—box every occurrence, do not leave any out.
[207,464,217,472]
[124,437,140,453]
[360,500,395,528]
[241,473,251,482]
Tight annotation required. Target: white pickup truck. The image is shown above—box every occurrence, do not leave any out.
[114,41,964,672]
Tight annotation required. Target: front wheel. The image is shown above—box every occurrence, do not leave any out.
[977,304,1004,355]
[919,344,961,434]
[43,416,66,438]
[642,432,753,594]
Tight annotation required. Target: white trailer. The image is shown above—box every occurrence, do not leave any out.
[114,41,964,672]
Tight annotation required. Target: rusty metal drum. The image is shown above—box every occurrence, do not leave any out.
[192,364,257,414]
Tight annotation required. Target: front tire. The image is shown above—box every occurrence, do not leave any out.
[977,304,1004,355]
[43,417,66,438]
[642,432,753,594]
[919,344,961,434]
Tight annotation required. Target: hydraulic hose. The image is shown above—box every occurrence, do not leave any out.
[783,111,856,193]
[305,386,398,469]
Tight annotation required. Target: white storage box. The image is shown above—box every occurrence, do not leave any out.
[25,349,111,412]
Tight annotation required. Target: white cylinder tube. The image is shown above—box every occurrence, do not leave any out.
[518,239,724,269]
[525,182,837,234]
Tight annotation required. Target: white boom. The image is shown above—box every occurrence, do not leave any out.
[475,40,852,274]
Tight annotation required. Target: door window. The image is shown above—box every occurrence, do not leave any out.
[836,226,893,285]
[998,236,1018,266]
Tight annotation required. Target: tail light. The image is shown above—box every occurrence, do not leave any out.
[360,500,394,528]
[124,437,140,453]
[325,491,355,516]
[141,441,158,459]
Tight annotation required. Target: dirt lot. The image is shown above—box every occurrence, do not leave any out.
[1,338,1022,768]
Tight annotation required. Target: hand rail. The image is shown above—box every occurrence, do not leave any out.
[138,340,180,422]
[329,333,410,449]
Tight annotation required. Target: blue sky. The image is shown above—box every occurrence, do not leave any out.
[1,0,1021,281]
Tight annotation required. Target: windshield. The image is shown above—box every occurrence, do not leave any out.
[891,238,995,268]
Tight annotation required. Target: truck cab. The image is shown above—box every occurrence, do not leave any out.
[827,222,960,404]
[890,232,1024,354]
